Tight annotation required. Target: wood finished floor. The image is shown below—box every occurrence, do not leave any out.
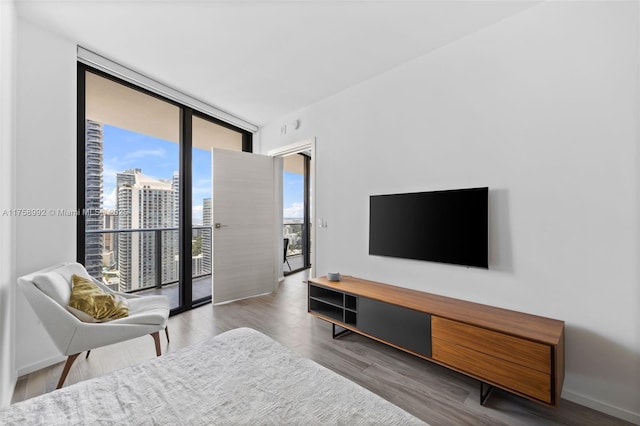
[12,270,632,426]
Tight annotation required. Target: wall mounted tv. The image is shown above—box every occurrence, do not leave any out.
[369,187,488,269]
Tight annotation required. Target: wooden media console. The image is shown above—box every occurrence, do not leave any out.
[307,275,565,407]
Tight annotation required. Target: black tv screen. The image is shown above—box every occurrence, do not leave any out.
[369,187,488,268]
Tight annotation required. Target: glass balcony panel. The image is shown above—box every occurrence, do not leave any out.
[85,227,211,310]
[283,222,309,272]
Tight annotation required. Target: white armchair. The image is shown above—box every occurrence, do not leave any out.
[18,262,170,388]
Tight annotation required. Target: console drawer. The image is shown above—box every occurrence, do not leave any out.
[432,316,550,373]
[432,337,551,403]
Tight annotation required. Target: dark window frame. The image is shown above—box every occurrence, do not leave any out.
[77,62,253,314]
[284,153,311,276]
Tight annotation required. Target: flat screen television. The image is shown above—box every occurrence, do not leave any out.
[369,187,488,268]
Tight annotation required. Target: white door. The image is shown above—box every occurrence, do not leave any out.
[211,148,281,304]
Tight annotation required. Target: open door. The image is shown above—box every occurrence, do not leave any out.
[211,148,281,304]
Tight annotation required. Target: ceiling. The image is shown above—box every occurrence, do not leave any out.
[86,71,245,150]
[16,0,538,126]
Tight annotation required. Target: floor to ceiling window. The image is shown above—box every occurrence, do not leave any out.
[78,64,252,314]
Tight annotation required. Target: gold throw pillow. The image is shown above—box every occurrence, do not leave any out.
[68,274,129,322]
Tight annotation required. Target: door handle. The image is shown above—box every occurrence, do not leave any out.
[214,223,228,229]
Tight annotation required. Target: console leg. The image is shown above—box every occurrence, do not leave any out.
[332,324,351,339]
[480,382,494,405]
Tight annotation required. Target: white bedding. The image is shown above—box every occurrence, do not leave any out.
[2,327,426,425]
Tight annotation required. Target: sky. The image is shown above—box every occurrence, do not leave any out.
[101,124,304,223]
[283,171,303,219]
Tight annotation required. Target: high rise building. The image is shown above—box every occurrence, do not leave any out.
[169,171,180,282]
[102,210,117,269]
[116,169,176,291]
[172,171,180,228]
[116,168,139,187]
[115,169,136,291]
[203,198,212,274]
[85,120,103,279]
[102,202,119,291]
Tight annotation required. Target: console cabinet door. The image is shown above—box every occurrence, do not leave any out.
[358,297,431,357]
[431,316,552,403]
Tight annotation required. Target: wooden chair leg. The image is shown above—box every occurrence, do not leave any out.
[164,326,170,343]
[56,353,80,389]
[151,331,161,356]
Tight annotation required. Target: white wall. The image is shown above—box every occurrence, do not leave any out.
[7,1,639,421]
[14,19,77,374]
[0,0,17,408]
[259,2,640,423]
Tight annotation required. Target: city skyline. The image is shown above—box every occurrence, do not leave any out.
[102,124,305,223]
[89,121,306,292]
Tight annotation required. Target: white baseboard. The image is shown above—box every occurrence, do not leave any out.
[0,371,17,408]
[562,389,640,425]
[17,354,65,377]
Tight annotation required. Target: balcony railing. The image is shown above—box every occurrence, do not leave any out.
[87,222,308,294]
[85,226,211,294]
[283,221,311,274]
[283,222,304,256]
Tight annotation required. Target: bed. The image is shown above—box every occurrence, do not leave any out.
[1,328,426,425]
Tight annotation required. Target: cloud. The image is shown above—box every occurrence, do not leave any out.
[125,148,166,160]
[192,185,212,196]
[283,202,304,219]
[102,163,119,185]
[191,177,211,196]
[104,187,117,209]
[192,204,203,225]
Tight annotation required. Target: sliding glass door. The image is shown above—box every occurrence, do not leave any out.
[78,64,252,313]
